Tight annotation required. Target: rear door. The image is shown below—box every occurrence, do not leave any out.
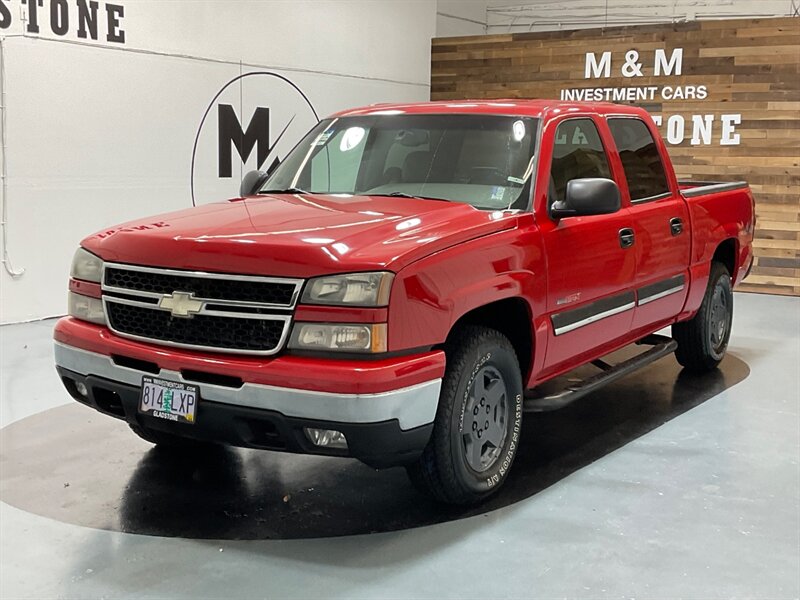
[607,117,691,332]
[538,115,637,376]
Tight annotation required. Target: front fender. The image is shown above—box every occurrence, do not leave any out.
[387,224,545,354]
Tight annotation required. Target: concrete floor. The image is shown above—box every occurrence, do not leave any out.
[1,292,798,599]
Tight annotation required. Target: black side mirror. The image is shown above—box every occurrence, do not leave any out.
[550,178,621,219]
[239,170,269,197]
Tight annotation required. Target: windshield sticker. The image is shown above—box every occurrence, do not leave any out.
[340,127,366,151]
[315,129,335,145]
[491,186,505,201]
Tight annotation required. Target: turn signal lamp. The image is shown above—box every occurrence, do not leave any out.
[289,323,387,353]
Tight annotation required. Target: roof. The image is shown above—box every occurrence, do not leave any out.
[330,99,648,119]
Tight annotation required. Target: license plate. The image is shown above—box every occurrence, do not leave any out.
[139,376,198,424]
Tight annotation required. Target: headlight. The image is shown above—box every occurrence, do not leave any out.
[70,248,103,283]
[288,323,387,353]
[68,292,105,325]
[301,272,393,306]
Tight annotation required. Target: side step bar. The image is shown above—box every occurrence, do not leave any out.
[523,334,678,412]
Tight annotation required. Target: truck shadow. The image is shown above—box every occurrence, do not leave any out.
[0,354,748,540]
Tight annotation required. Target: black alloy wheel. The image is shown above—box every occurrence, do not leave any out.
[462,365,509,473]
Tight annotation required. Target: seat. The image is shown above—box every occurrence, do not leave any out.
[402,151,434,183]
[382,167,402,184]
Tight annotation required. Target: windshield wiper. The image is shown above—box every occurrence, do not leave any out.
[259,187,310,195]
[372,192,452,202]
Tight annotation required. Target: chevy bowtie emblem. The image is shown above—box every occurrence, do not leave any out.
[159,291,203,318]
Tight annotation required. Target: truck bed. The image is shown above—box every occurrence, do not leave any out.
[678,180,749,198]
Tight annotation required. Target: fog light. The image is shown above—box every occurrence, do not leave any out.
[75,381,89,397]
[304,427,348,449]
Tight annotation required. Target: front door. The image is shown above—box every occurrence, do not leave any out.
[538,116,637,377]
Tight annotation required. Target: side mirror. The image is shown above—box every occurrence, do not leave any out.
[550,178,621,219]
[239,170,269,197]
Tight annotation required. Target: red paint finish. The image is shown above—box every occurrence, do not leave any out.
[58,100,754,396]
[293,305,388,324]
[54,318,444,394]
[80,195,516,278]
[387,216,544,361]
[619,116,691,331]
[69,279,102,298]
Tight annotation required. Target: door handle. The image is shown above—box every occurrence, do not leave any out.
[619,228,635,249]
[670,217,684,236]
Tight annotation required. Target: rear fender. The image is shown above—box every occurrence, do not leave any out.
[681,187,753,318]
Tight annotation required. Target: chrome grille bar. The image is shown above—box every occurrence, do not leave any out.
[100,263,303,355]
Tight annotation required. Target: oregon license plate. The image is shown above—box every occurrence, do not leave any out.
[139,376,198,424]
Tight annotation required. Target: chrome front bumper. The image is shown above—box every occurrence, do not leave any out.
[54,342,441,431]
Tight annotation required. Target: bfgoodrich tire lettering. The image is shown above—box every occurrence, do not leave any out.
[407,325,524,504]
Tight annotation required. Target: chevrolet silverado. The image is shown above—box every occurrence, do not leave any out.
[55,100,755,504]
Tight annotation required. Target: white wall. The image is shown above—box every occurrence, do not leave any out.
[437,0,487,36]
[3,0,791,322]
[1,0,438,323]
[485,0,795,33]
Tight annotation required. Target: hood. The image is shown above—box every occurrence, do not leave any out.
[82,194,519,277]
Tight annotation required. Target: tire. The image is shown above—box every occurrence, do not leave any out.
[673,261,733,374]
[128,423,213,449]
[407,325,524,505]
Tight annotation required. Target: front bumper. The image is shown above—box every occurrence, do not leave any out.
[54,328,443,468]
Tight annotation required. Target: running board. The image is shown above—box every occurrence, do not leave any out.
[523,334,678,412]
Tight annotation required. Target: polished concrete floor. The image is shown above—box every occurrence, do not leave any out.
[1,292,798,599]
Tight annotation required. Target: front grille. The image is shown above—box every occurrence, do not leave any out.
[106,301,287,353]
[105,266,298,306]
[101,263,302,355]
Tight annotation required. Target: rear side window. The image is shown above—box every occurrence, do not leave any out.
[549,118,611,204]
[608,118,670,201]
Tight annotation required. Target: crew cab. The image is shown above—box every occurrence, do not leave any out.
[55,100,755,504]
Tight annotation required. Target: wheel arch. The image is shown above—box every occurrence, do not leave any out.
[713,237,738,278]
[446,297,534,382]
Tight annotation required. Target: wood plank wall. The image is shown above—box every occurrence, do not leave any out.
[431,17,800,296]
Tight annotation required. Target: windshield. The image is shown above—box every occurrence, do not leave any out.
[261,114,539,210]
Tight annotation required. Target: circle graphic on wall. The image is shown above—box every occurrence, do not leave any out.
[190,72,319,206]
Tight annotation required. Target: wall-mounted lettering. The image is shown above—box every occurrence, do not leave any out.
[217,105,272,178]
[585,48,684,79]
[190,72,318,206]
[560,47,740,146]
[1,0,126,44]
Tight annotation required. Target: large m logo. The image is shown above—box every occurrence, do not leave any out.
[217,104,271,178]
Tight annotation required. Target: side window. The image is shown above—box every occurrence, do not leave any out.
[549,119,612,204]
[608,118,670,201]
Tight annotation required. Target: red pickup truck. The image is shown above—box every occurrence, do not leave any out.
[55,100,754,504]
